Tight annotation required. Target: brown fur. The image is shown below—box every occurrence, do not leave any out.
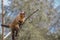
[1,11,25,40]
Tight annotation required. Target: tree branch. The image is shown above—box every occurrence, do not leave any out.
[23,9,39,24]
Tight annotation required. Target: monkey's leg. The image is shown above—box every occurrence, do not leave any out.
[15,24,19,37]
[12,29,15,40]
[15,29,19,37]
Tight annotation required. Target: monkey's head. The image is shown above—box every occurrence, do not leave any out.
[19,11,25,24]
[20,11,25,19]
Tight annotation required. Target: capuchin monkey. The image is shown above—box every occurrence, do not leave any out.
[1,11,25,40]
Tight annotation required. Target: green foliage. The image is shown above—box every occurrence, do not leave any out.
[0,0,58,40]
[18,22,46,40]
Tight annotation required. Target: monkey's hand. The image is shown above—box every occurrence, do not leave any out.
[18,21,23,25]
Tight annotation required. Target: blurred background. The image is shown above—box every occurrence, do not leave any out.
[0,0,60,40]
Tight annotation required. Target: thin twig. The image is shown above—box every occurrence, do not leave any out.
[23,9,39,24]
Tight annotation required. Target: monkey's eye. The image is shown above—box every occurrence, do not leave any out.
[23,13,25,15]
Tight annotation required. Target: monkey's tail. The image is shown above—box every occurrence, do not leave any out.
[1,24,9,28]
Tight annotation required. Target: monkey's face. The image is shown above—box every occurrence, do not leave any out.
[20,11,25,19]
[19,11,25,24]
